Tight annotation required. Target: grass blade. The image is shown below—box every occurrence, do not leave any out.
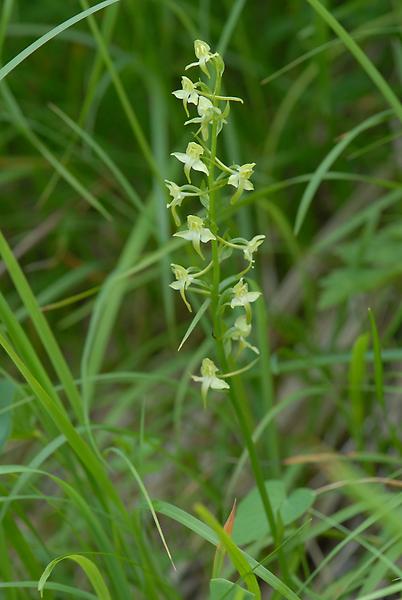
[196,502,261,600]
[107,447,176,571]
[294,110,390,234]
[0,0,119,82]
[305,0,402,125]
[38,554,112,600]
[348,332,370,450]
[368,308,384,409]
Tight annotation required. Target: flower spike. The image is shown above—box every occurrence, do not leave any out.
[167,39,264,402]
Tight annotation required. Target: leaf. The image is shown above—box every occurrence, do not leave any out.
[232,480,283,545]
[178,299,210,351]
[294,111,390,235]
[305,0,402,126]
[319,267,402,309]
[368,308,384,409]
[106,447,176,570]
[0,0,119,83]
[232,480,315,546]
[195,504,261,600]
[155,500,302,600]
[0,379,14,452]
[349,333,370,449]
[38,554,112,600]
[213,500,237,578]
[280,489,316,525]
[209,578,255,600]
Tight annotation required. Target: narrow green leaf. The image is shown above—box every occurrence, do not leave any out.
[0,0,119,82]
[368,308,384,408]
[0,229,83,421]
[0,581,96,598]
[0,84,111,220]
[349,333,370,449]
[217,0,246,54]
[0,332,120,508]
[357,583,402,600]
[49,102,145,214]
[294,111,390,234]
[210,578,255,600]
[196,504,261,600]
[107,447,176,570]
[178,299,210,351]
[155,501,301,600]
[305,0,402,125]
[0,379,14,452]
[38,554,112,600]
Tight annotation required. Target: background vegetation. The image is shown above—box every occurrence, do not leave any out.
[0,0,401,598]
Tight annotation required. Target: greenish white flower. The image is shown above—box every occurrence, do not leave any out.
[173,214,215,259]
[165,180,193,226]
[171,142,209,183]
[185,39,219,78]
[226,315,259,355]
[228,163,255,204]
[192,357,229,406]
[242,234,265,263]
[172,76,199,116]
[228,163,255,191]
[230,278,261,309]
[185,96,224,141]
[169,263,195,312]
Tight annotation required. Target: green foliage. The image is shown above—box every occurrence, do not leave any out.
[209,578,255,600]
[0,379,14,452]
[232,480,315,546]
[38,554,112,599]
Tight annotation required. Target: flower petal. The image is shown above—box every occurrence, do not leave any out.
[171,152,187,163]
[210,376,229,390]
[192,159,209,176]
[199,228,216,243]
[173,231,195,241]
[246,291,261,303]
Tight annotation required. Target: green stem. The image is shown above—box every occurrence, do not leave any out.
[208,68,223,343]
[206,60,290,582]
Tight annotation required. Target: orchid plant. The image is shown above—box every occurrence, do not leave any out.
[167,40,265,406]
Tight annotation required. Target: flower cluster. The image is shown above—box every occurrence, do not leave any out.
[167,40,265,405]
